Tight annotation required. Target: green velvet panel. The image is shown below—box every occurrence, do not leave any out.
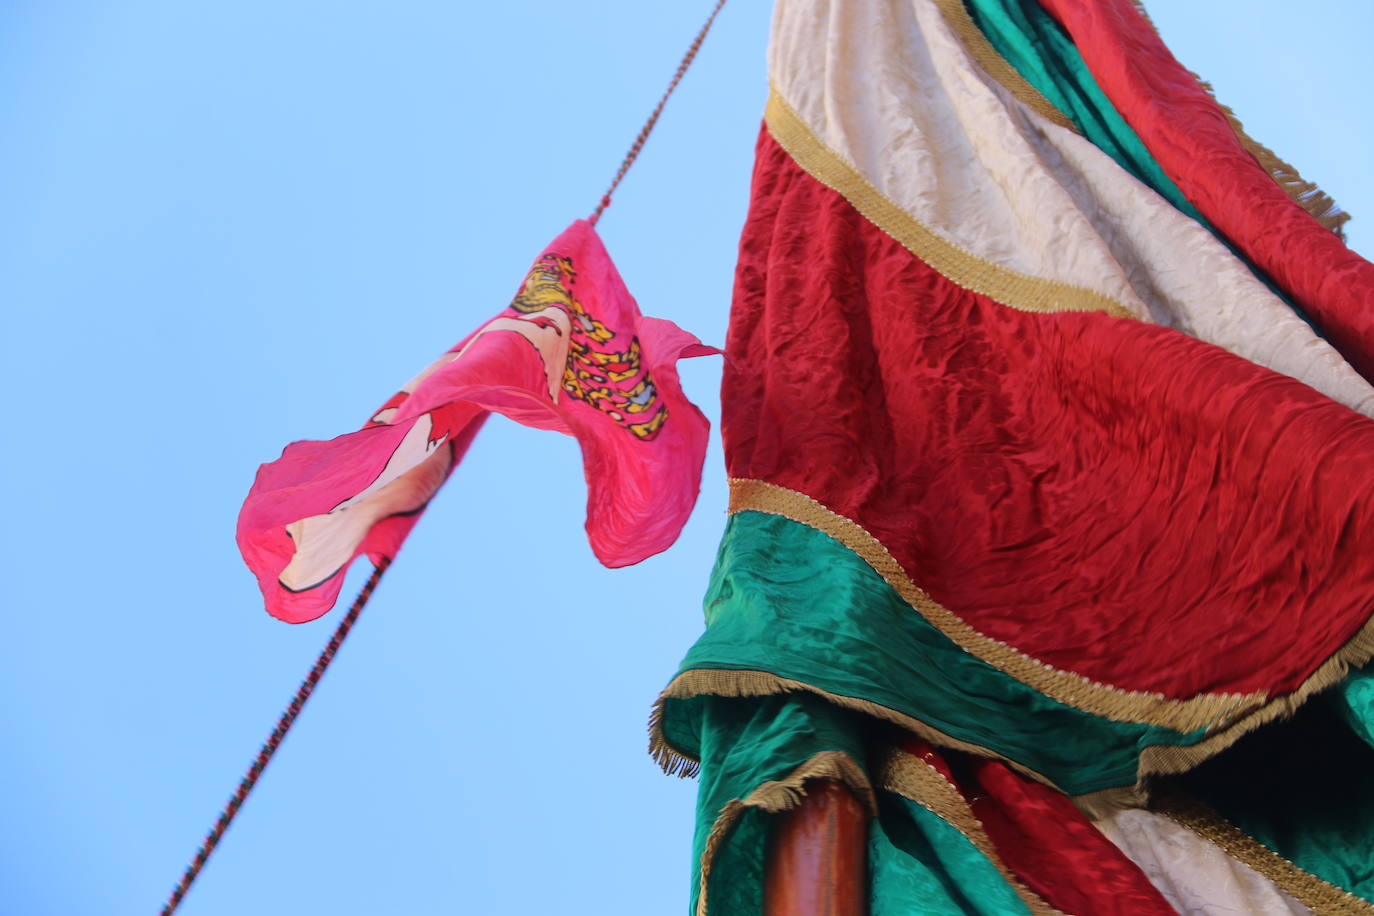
[870,796,1033,916]
[1329,662,1374,751]
[964,0,1199,220]
[682,692,1034,916]
[1180,697,1374,902]
[668,511,1206,797]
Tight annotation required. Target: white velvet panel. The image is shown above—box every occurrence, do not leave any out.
[770,0,1151,313]
[768,0,1374,416]
[1095,808,1313,916]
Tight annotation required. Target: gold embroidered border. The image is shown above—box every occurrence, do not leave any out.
[694,750,875,916]
[1128,0,1350,237]
[728,477,1267,734]
[1155,788,1374,916]
[764,89,1136,320]
[930,0,1079,133]
[878,746,1067,916]
[717,477,1374,792]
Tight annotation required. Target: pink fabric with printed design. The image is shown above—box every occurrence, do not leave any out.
[238,220,718,623]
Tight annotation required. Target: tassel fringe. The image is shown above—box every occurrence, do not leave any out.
[1129,0,1351,238]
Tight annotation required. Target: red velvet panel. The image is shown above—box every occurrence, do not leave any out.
[898,739,1177,916]
[725,126,1374,698]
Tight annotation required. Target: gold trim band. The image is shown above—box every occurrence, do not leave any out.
[877,746,1067,916]
[1155,789,1374,915]
[1134,600,1374,774]
[728,477,1266,733]
[931,0,1079,133]
[764,88,1136,320]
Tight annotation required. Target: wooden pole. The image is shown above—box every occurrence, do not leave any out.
[763,780,869,916]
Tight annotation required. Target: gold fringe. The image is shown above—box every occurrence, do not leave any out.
[1134,605,1374,779]
[1155,788,1374,915]
[1201,78,1349,238]
[764,88,1137,321]
[1125,0,1160,30]
[693,751,874,916]
[647,683,701,779]
[728,478,1268,734]
[1128,0,1350,238]
[649,666,1064,792]
[743,751,877,817]
[694,799,743,916]
[930,0,1078,133]
[877,746,1068,916]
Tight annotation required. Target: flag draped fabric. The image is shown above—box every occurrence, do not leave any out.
[239,220,716,623]
[654,1,1374,913]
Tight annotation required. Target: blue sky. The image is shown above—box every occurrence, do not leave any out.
[2,2,1371,914]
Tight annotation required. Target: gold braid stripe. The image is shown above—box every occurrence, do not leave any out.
[1155,788,1374,916]
[1128,0,1350,237]
[764,89,1136,320]
[878,746,1068,916]
[728,477,1266,734]
[930,0,1079,133]
[694,750,874,916]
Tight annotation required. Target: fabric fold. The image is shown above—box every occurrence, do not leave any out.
[1036,0,1374,382]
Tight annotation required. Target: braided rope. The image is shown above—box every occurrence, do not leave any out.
[160,558,391,915]
[588,0,729,226]
[160,8,728,909]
